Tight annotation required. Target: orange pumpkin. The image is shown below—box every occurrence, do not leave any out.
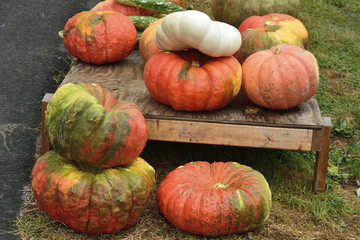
[63,11,137,65]
[242,44,319,110]
[144,50,242,111]
[139,18,164,62]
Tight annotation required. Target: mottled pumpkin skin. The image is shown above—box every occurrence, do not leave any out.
[234,25,303,64]
[156,161,272,237]
[239,13,308,48]
[63,11,137,65]
[211,0,300,28]
[45,83,147,168]
[143,50,242,111]
[139,18,164,62]
[32,151,155,235]
[91,0,154,15]
[242,44,319,110]
[91,0,185,15]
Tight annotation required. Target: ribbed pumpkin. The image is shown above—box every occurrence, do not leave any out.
[242,44,319,110]
[239,13,308,48]
[210,0,300,28]
[45,83,147,168]
[143,50,242,111]
[91,0,154,15]
[63,11,137,65]
[234,25,303,64]
[139,18,164,62]
[156,161,272,237]
[32,151,155,235]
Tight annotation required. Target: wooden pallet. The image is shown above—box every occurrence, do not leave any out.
[41,50,332,192]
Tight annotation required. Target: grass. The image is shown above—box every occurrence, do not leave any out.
[14,0,360,239]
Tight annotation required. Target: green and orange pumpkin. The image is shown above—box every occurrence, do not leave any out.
[156,161,272,237]
[239,13,308,48]
[63,11,137,65]
[45,83,147,168]
[32,151,155,235]
[143,49,242,111]
[242,44,319,110]
[234,25,303,64]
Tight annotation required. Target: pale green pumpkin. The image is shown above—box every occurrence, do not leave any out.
[210,0,301,27]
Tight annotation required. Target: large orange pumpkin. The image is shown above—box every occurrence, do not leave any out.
[242,44,319,110]
[63,11,137,65]
[239,13,308,48]
[139,18,164,62]
[143,50,242,111]
[156,161,272,237]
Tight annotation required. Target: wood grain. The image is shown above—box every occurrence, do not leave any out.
[146,119,316,151]
[61,50,324,129]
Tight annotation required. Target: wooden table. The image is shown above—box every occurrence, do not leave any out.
[40,50,332,192]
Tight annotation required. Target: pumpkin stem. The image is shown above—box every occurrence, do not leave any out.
[274,47,282,55]
[214,183,227,189]
[58,30,64,39]
[264,21,271,26]
[191,61,200,67]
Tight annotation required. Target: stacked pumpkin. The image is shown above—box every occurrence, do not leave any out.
[137,8,273,238]
[32,83,155,235]
[142,10,243,111]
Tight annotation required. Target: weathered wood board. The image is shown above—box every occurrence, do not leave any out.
[61,50,325,129]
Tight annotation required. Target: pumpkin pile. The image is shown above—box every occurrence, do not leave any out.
[32,83,155,235]
[35,0,324,237]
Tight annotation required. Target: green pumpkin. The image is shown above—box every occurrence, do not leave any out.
[45,83,147,168]
[210,0,301,27]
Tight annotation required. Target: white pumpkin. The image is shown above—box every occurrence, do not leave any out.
[154,10,242,57]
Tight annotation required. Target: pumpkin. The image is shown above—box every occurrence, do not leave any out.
[155,10,242,57]
[91,0,154,16]
[242,44,319,110]
[239,13,309,48]
[32,151,155,235]
[139,18,164,62]
[63,11,137,65]
[234,25,303,64]
[156,161,272,237]
[143,49,242,111]
[210,0,301,28]
[45,83,147,168]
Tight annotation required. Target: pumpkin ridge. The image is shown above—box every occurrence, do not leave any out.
[69,103,106,161]
[257,54,275,107]
[276,51,311,107]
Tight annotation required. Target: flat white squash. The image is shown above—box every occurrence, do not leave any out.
[154,10,242,57]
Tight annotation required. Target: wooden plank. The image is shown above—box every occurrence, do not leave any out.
[314,117,332,192]
[61,50,324,129]
[40,93,53,155]
[146,119,314,151]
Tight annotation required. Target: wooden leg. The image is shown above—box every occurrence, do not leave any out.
[40,93,54,155]
[313,117,332,192]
